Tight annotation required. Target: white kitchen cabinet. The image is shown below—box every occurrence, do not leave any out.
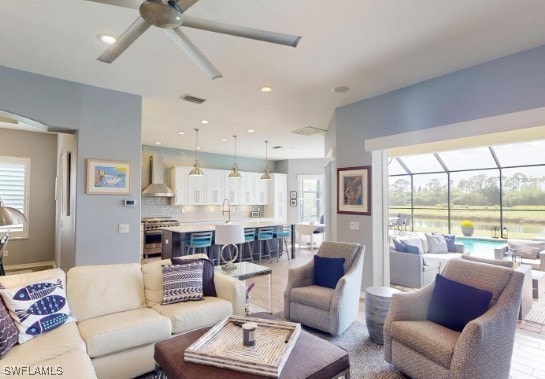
[169,166,188,205]
[264,173,287,223]
[241,172,256,205]
[206,169,224,205]
[255,173,269,205]
[224,171,243,205]
[187,167,206,204]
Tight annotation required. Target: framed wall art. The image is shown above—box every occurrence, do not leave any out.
[86,159,131,195]
[290,199,297,207]
[337,166,371,215]
[290,191,297,199]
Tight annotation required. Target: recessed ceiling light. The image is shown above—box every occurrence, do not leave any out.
[154,141,162,145]
[247,129,255,133]
[333,86,350,93]
[97,33,116,45]
[177,131,185,135]
[260,86,272,93]
[200,120,209,124]
[197,146,201,150]
[220,138,227,142]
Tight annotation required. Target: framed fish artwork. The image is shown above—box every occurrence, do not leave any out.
[86,159,131,195]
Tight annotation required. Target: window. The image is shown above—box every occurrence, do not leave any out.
[0,156,30,238]
[298,175,324,223]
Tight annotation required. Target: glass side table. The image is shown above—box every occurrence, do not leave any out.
[505,248,522,268]
[215,262,273,313]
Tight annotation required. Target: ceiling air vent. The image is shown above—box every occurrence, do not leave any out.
[291,126,327,136]
[272,146,282,149]
[180,94,206,104]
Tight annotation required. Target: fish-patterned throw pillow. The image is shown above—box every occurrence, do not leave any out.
[0,287,18,359]
[0,277,76,344]
[162,262,204,305]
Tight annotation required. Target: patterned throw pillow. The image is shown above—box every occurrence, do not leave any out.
[171,257,216,297]
[162,262,204,305]
[0,290,18,359]
[0,277,76,344]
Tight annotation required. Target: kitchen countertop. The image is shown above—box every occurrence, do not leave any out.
[162,219,289,234]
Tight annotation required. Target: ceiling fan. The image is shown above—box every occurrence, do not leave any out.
[87,0,301,79]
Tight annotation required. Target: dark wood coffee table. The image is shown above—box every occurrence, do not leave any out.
[154,313,350,378]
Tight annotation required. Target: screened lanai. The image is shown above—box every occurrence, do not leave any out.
[388,139,545,240]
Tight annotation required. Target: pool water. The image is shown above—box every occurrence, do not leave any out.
[456,236,506,257]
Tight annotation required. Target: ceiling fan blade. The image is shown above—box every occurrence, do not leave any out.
[176,0,200,12]
[182,16,301,47]
[98,17,151,63]
[165,28,222,80]
[84,0,140,10]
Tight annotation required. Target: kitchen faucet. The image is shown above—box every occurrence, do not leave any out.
[222,198,231,223]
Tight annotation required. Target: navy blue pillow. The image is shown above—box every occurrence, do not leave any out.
[313,255,345,289]
[401,241,420,254]
[171,258,216,297]
[427,274,492,332]
[443,234,456,252]
[392,238,408,252]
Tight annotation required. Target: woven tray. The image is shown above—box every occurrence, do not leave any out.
[184,315,301,377]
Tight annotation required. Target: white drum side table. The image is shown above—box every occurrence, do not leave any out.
[365,286,401,344]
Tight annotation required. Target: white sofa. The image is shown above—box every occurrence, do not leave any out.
[494,239,545,271]
[390,233,465,288]
[0,256,246,379]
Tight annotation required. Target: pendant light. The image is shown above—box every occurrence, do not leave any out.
[189,128,203,176]
[229,135,241,178]
[261,140,272,180]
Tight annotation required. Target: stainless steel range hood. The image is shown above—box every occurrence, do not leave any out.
[142,155,175,197]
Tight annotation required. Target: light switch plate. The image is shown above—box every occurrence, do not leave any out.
[349,222,360,231]
[118,224,130,233]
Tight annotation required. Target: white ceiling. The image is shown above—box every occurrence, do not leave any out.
[2,0,545,160]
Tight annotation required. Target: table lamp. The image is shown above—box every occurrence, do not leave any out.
[215,224,245,270]
[0,199,27,275]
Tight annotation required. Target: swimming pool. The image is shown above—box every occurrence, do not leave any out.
[456,236,506,257]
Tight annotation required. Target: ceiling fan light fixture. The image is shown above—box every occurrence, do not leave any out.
[189,128,203,176]
[140,0,183,29]
[97,33,116,45]
[261,140,272,180]
[229,135,241,178]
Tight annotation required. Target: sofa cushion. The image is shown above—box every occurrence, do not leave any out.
[393,238,420,254]
[290,285,334,311]
[398,236,424,254]
[314,255,345,289]
[0,290,18,359]
[67,263,146,322]
[0,274,76,343]
[172,257,216,297]
[77,307,171,358]
[1,322,85,367]
[427,274,492,332]
[508,240,545,260]
[390,320,459,369]
[426,234,448,254]
[162,262,204,304]
[152,296,232,334]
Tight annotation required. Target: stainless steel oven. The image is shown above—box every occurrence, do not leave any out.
[142,218,180,258]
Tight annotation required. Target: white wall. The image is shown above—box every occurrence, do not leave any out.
[328,43,545,290]
[0,65,142,266]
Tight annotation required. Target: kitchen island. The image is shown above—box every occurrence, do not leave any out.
[161,221,295,261]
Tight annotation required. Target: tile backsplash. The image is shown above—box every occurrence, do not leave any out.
[142,197,263,223]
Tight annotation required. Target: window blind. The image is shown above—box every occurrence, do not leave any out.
[0,157,30,235]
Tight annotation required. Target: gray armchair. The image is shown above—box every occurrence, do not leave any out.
[284,241,364,336]
[384,258,524,379]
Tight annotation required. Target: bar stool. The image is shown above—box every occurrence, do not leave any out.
[238,228,256,262]
[186,231,214,258]
[256,226,275,263]
[274,225,291,260]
